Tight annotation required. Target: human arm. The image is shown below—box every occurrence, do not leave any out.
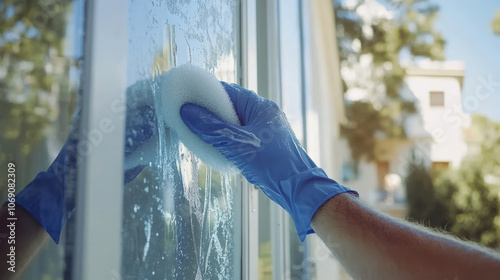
[312,193,500,280]
[0,203,49,280]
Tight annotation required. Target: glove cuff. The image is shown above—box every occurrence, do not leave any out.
[279,167,358,242]
[15,171,68,244]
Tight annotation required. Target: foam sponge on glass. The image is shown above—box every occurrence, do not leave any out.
[159,64,240,173]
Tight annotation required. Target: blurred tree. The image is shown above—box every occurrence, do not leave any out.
[1,2,73,278]
[450,160,500,249]
[334,0,445,166]
[405,155,436,222]
[405,154,456,230]
[0,0,71,160]
[406,159,500,249]
[466,114,500,179]
[492,10,500,35]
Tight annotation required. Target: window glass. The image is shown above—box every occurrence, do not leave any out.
[254,1,274,278]
[122,1,240,279]
[279,0,307,279]
[431,161,449,177]
[377,161,390,190]
[256,0,308,278]
[279,0,304,145]
[0,0,84,278]
[258,192,273,280]
[429,91,445,107]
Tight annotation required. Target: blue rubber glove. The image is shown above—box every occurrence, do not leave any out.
[15,86,156,244]
[180,82,358,241]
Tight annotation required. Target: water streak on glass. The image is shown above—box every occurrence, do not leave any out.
[122,1,239,279]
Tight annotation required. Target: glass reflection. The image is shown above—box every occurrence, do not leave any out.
[0,0,85,278]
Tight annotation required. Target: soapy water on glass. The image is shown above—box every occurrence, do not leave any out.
[124,64,238,278]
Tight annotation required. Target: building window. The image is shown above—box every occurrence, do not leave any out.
[431,161,449,176]
[377,161,390,190]
[430,91,445,107]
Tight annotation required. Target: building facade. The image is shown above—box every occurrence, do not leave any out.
[342,61,468,216]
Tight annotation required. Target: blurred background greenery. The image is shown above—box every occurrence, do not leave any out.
[1,0,82,279]
[0,0,78,196]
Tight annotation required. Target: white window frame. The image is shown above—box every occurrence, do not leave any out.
[240,0,260,279]
[243,0,347,279]
[243,0,299,279]
[73,0,128,279]
[266,0,291,279]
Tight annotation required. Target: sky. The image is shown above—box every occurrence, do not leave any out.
[434,0,500,122]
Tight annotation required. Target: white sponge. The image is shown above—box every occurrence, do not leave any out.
[159,64,240,173]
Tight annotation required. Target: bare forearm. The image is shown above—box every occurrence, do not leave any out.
[0,203,49,279]
[311,193,500,280]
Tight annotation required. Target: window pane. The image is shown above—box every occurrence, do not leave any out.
[0,0,84,278]
[429,91,445,107]
[122,1,240,279]
[279,0,304,144]
[377,161,390,190]
[258,192,273,280]
[279,0,307,279]
[431,161,449,177]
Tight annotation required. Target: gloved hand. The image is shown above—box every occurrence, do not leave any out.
[180,82,357,241]
[15,82,157,244]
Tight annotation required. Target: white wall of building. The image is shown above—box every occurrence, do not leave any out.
[404,61,469,168]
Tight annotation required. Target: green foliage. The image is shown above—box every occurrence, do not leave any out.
[405,155,456,230]
[450,160,500,248]
[406,157,500,249]
[341,102,384,162]
[0,0,72,158]
[405,156,435,222]
[492,10,500,35]
[258,241,272,280]
[0,2,73,279]
[335,0,445,162]
[467,114,500,178]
